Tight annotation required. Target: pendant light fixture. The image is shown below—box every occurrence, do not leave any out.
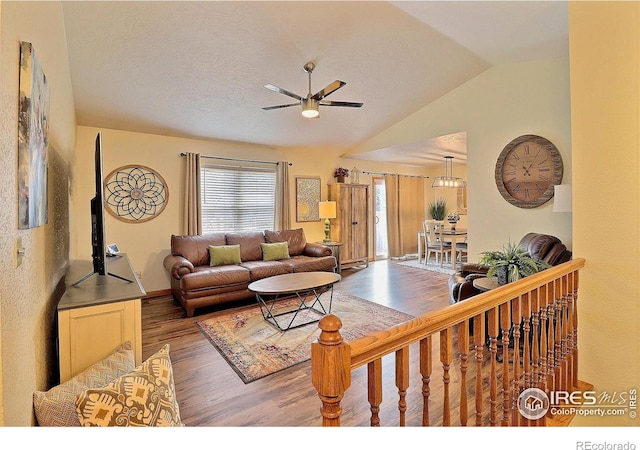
[432,156,466,188]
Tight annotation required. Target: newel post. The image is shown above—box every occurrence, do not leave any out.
[311,314,352,426]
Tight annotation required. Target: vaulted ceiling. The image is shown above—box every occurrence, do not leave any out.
[61,1,569,166]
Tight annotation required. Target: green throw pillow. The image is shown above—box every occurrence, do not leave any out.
[261,242,290,261]
[209,244,242,266]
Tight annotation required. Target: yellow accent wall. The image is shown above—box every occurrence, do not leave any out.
[569,1,639,426]
[350,58,573,264]
[71,127,429,292]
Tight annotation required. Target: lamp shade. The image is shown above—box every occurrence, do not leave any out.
[552,184,572,212]
[318,201,337,219]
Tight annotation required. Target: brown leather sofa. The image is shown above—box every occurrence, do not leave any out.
[163,228,336,317]
[448,232,572,305]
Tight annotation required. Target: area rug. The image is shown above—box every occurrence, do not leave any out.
[397,258,457,275]
[196,290,414,383]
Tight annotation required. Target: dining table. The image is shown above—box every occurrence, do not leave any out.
[441,228,468,269]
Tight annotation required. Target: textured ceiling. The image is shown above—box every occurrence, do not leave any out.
[61,1,568,166]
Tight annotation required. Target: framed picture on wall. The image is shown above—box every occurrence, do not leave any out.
[295,176,321,222]
[17,41,50,229]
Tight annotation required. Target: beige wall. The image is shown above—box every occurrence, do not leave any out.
[0,1,76,425]
[569,1,639,426]
[71,127,429,292]
[350,58,573,263]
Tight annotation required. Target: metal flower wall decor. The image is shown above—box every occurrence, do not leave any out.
[104,165,168,223]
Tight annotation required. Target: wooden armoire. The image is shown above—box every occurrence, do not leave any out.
[328,183,369,270]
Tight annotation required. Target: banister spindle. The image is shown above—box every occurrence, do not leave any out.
[546,282,556,390]
[457,320,470,426]
[368,359,382,426]
[511,295,522,426]
[396,347,409,426]
[539,284,549,391]
[488,307,499,426]
[440,328,453,426]
[530,287,541,391]
[570,270,580,390]
[420,336,433,426]
[474,313,486,426]
[554,279,563,391]
[500,302,511,426]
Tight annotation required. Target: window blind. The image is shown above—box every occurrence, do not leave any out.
[201,164,276,234]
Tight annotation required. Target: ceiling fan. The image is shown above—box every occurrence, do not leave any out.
[262,61,363,118]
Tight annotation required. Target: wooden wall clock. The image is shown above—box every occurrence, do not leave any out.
[495,134,563,209]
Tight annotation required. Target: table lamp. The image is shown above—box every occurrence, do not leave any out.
[318,201,337,242]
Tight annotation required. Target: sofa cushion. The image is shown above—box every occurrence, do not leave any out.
[226,231,266,261]
[181,265,251,291]
[76,344,182,427]
[282,255,337,273]
[209,244,242,266]
[264,228,306,256]
[240,260,291,280]
[172,233,226,266]
[33,342,135,427]
[261,242,290,261]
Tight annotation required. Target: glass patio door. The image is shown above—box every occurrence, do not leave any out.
[374,177,388,260]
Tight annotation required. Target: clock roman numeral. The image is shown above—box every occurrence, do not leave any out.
[537,158,548,166]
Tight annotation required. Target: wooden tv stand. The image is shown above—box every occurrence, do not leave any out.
[57,254,146,383]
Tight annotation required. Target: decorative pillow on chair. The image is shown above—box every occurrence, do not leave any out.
[33,341,135,427]
[209,244,242,266]
[261,242,290,261]
[75,344,182,427]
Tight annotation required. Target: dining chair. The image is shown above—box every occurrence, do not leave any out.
[423,220,452,265]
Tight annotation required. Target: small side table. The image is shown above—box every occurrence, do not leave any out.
[473,277,500,292]
[318,241,343,274]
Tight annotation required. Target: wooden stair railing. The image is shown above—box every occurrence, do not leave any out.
[311,258,586,426]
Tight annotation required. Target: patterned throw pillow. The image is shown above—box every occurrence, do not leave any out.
[75,344,182,427]
[33,341,135,427]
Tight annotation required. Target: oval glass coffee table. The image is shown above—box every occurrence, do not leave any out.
[248,271,341,331]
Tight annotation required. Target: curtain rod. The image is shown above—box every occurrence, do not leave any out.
[179,153,292,166]
[363,171,429,179]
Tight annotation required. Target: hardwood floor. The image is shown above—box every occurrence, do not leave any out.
[142,259,455,427]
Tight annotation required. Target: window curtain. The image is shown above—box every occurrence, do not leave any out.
[183,152,202,235]
[385,175,425,258]
[275,161,291,230]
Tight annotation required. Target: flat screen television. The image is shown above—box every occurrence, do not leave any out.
[91,132,107,276]
[73,133,131,285]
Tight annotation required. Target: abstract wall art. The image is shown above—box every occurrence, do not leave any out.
[295,176,321,222]
[18,41,50,229]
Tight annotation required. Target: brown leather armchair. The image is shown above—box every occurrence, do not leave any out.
[448,232,572,305]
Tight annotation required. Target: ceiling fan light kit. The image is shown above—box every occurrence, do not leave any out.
[263,61,363,119]
[301,97,319,118]
[432,156,466,188]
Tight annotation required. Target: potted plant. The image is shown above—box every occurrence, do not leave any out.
[478,241,550,285]
[333,167,349,182]
[428,198,447,221]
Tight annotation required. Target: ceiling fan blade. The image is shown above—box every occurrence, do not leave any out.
[312,80,346,100]
[262,103,300,111]
[264,84,303,101]
[319,100,364,108]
